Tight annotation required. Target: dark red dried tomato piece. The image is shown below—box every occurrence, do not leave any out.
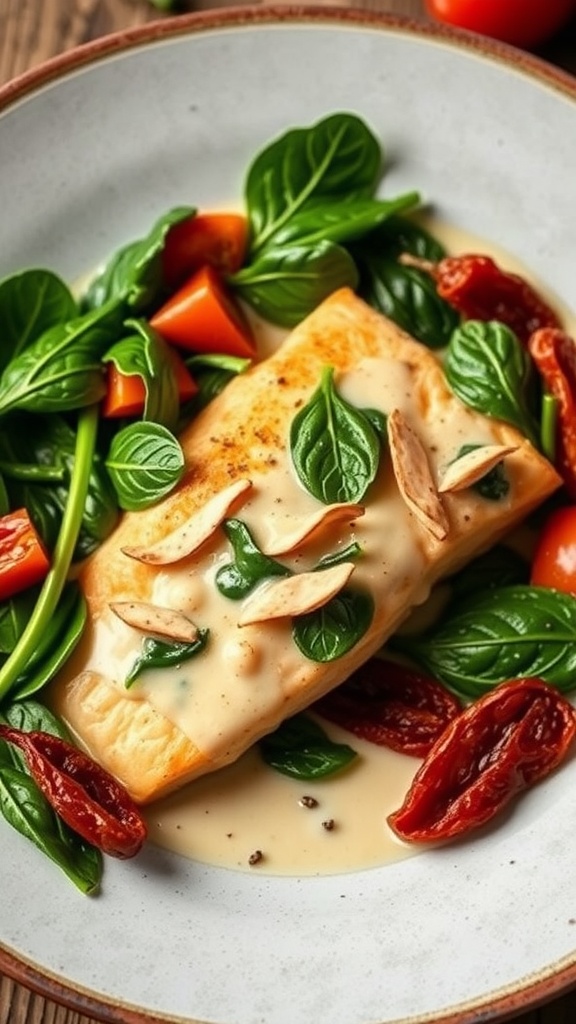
[313,658,462,757]
[529,327,576,499]
[434,254,561,344]
[0,726,147,858]
[387,678,576,844]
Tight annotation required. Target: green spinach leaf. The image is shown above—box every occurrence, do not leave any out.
[290,366,381,503]
[293,588,374,663]
[105,421,185,511]
[0,269,78,373]
[215,519,292,599]
[393,584,576,699]
[231,240,358,328]
[0,301,123,417]
[125,629,209,688]
[104,319,179,431]
[268,193,420,250]
[259,713,357,779]
[0,414,119,559]
[445,320,540,447]
[245,113,382,256]
[83,206,195,313]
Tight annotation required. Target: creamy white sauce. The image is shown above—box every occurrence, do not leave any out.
[82,216,576,875]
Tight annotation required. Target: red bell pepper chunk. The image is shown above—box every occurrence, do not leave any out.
[150,264,256,359]
[0,508,51,600]
[102,346,198,419]
[163,211,248,290]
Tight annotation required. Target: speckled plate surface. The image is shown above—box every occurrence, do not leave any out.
[1,8,576,1024]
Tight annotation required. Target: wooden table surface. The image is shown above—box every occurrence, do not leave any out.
[0,1,576,1023]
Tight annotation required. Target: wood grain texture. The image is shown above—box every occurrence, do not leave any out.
[0,0,575,1022]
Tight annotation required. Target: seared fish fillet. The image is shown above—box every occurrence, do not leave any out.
[51,289,560,803]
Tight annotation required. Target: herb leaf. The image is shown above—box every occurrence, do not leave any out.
[104,319,179,431]
[269,194,420,250]
[293,588,375,663]
[125,629,209,687]
[215,519,292,599]
[445,320,540,446]
[105,421,185,511]
[394,584,576,699]
[290,366,381,504]
[0,301,123,417]
[84,206,195,313]
[0,269,78,372]
[246,113,382,255]
[231,240,358,328]
[259,713,357,779]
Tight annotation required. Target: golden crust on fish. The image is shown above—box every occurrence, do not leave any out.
[50,289,561,804]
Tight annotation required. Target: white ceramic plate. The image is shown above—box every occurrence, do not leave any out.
[1,9,576,1024]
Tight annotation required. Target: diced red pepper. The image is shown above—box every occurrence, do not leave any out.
[314,657,462,757]
[0,508,51,600]
[150,264,256,359]
[0,726,147,858]
[388,678,576,844]
[163,211,248,290]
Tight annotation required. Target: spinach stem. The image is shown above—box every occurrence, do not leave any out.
[0,405,99,702]
[540,393,558,462]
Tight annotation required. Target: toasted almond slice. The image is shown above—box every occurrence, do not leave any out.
[387,408,449,541]
[263,503,365,556]
[122,478,252,565]
[110,601,199,643]
[238,562,355,626]
[438,444,518,493]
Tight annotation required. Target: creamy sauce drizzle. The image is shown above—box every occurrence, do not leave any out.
[84,216,576,875]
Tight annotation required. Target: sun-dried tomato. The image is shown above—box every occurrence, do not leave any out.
[529,327,576,499]
[387,678,576,844]
[313,657,462,757]
[0,726,147,858]
[431,254,561,344]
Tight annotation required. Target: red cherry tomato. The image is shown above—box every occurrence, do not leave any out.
[425,0,575,49]
[531,506,576,595]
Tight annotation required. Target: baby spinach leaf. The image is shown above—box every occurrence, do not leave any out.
[0,269,77,373]
[105,421,184,511]
[293,588,374,663]
[83,206,195,313]
[216,519,292,599]
[0,406,99,703]
[393,584,576,699]
[231,240,358,328]
[0,701,102,893]
[356,255,459,350]
[0,765,102,894]
[445,320,540,447]
[245,113,382,256]
[125,629,209,688]
[11,586,87,699]
[269,193,420,250]
[290,366,381,504]
[0,300,123,417]
[373,214,449,263]
[0,414,119,559]
[259,713,357,779]
[313,541,363,571]
[104,319,179,431]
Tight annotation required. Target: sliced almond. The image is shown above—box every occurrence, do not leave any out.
[387,408,449,541]
[110,601,199,643]
[122,478,252,565]
[438,444,518,493]
[263,503,365,556]
[238,562,355,626]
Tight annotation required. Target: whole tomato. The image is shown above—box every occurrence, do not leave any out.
[425,0,575,49]
[531,506,576,595]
